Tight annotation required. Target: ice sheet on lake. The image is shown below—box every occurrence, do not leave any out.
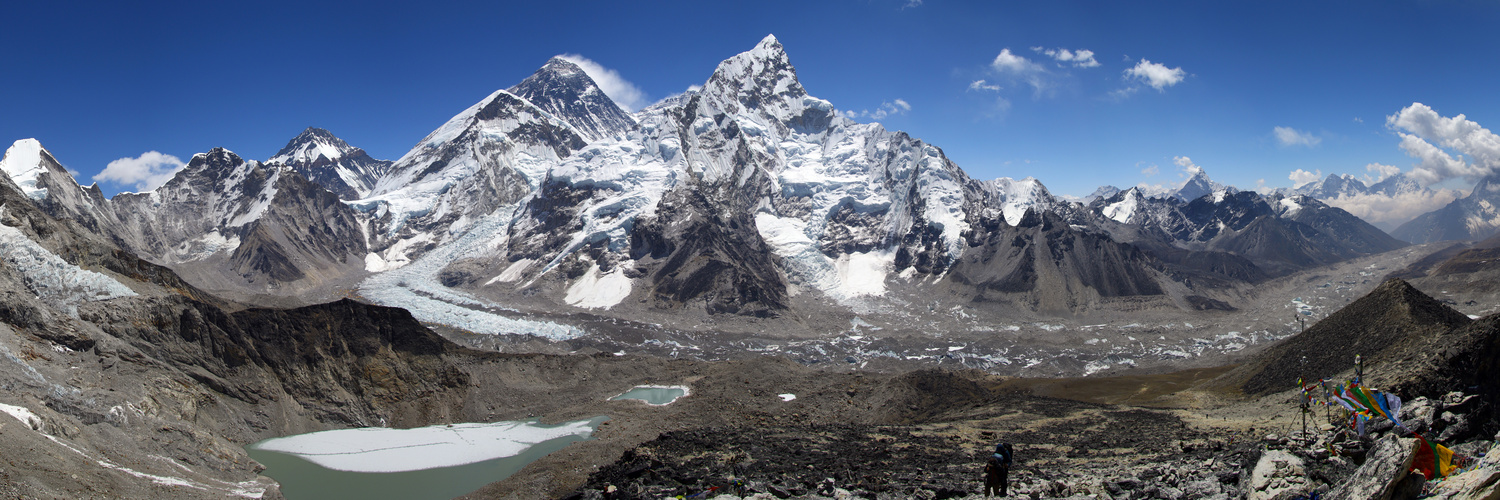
[251,418,599,473]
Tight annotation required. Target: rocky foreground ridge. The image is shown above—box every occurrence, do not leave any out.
[557,280,1500,500]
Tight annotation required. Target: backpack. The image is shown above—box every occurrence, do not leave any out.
[994,443,1013,466]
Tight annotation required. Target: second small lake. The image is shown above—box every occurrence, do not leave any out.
[610,385,689,405]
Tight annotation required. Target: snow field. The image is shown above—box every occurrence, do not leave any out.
[0,402,42,430]
[0,139,49,200]
[564,263,632,309]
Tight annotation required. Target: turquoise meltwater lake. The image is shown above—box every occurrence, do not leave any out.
[610,385,688,405]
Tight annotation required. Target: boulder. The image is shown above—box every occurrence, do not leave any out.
[1326,435,1416,500]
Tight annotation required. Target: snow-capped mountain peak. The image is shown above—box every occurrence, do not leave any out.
[1082,185,1122,204]
[1173,167,1223,202]
[267,127,391,200]
[984,177,1059,226]
[1369,172,1423,197]
[1101,187,1145,223]
[0,139,54,200]
[701,34,813,122]
[507,57,637,142]
[270,127,351,165]
[1293,173,1368,199]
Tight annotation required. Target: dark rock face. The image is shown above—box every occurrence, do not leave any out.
[507,57,637,142]
[0,169,466,427]
[227,170,368,285]
[268,127,393,200]
[506,179,598,263]
[1148,246,1268,285]
[630,175,789,317]
[951,210,1166,309]
[1090,189,1405,278]
[1205,216,1357,276]
[1279,195,1408,255]
[1217,278,1472,396]
[82,296,469,426]
[89,148,372,296]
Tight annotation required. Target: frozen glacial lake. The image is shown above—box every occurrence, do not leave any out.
[247,416,605,499]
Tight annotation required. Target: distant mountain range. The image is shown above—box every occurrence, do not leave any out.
[0,34,1448,331]
[1275,171,1498,243]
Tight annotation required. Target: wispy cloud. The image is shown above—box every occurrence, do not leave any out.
[1031,47,1100,68]
[1274,126,1321,147]
[1141,164,1159,176]
[842,99,912,121]
[968,79,1001,92]
[557,54,650,111]
[94,151,185,192]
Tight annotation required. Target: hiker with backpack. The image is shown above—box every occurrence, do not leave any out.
[985,442,1013,497]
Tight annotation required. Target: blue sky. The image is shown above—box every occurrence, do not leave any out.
[4,0,1500,201]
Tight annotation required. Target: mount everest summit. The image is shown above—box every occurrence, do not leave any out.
[0,35,1421,333]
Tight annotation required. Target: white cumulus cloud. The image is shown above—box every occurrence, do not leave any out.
[1386,102,1500,186]
[1288,168,1322,188]
[94,151,185,192]
[1031,47,1100,68]
[989,48,1049,95]
[1322,189,1464,232]
[557,54,650,112]
[991,48,1041,74]
[1365,163,1401,183]
[1274,126,1321,147]
[1124,59,1186,91]
[1173,156,1202,176]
